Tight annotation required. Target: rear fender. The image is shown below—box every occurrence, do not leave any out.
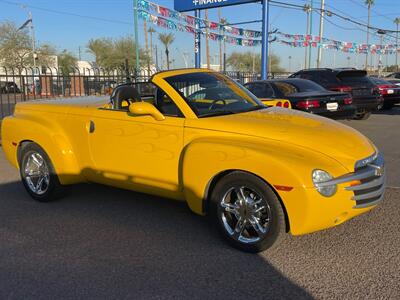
[1,113,83,184]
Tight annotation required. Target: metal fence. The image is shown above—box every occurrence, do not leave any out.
[0,66,290,119]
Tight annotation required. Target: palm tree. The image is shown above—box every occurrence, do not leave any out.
[394,17,400,71]
[148,27,156,64]
[365,0,375,70]
[158,33,175,70]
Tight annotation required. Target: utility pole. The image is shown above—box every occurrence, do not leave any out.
[316,0,325,68]
[133,0,140,72]
[29,11,36,68]
[308,0,314,68]
[303,4,311,69]
[78,46,81,61]
[143,19,150,73]
[261,0,270,80]
[395,18,400,71]
[205,9,211,69]
[19,6,36,68]
[218,8,223,71]
[365,1,372,71]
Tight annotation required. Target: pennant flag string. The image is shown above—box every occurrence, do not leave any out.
[136,1,400,53]
[137,10,262,47]
[137,0,262,39]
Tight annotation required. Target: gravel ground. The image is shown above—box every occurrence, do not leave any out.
[0,108,399,299]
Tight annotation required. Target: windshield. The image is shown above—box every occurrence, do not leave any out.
[369,77,392,85]
[164,72,264,117]
[286,79,326,92]
[337,71,374,87]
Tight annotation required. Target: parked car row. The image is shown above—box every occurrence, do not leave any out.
[243,68,399,120]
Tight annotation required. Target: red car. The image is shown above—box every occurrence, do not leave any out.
[370,77,400,110]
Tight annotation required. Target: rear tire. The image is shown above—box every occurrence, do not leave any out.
[19,143,66,202]
[353,111,371,120]
[382,102,394,110]
[209,171,287,253]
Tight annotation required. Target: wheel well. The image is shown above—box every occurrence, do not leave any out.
[17,140,34,166]
[203,169,291,233]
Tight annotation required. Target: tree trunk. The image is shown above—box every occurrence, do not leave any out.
[166,47,170,70]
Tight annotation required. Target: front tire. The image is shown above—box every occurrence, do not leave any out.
[209,172,287,253]
[19,143,65,202]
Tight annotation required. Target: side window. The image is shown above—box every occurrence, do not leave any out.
[291,73,303,79]
[247,83,275,98]
[273,82,297,96]
[154,88,183,118]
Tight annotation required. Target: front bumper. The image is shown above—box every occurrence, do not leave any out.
[279,153,385,236]
[316,153,386,209]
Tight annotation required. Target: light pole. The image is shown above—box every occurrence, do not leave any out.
[377,29,386,77]
[303,4,312,69]
[365,0,374,71]
[395,18,400,71]
[317,0,325,68]
[19,6,36,68]
[133,0,140,71]
[288,55,292,73]
[347,56,351,67]
[261,0,270,79]
[308,0,314,68]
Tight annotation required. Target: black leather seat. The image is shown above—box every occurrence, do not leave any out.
[111,84,141,110]
[155,88,180,116]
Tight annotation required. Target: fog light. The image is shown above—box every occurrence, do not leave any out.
[312,169,337,197]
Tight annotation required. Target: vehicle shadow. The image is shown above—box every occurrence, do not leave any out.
[0,180,313,299]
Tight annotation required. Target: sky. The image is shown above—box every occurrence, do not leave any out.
[0,0,399,71]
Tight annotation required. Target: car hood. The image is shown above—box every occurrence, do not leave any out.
[186,107,375,171]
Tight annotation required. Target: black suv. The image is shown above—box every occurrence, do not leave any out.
[289,68,382,119]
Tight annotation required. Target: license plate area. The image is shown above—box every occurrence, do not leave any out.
[327,102,338,111]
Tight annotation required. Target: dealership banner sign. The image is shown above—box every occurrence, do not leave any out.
[174,0,259,12]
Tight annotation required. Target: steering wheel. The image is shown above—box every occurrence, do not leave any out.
[209,99,227,110]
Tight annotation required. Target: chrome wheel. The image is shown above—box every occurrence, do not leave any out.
[219,186,272,244]
[23,152,50,195]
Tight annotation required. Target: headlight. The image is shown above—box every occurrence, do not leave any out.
[312,169,337,197]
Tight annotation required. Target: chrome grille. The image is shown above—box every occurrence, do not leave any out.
[345,153,385,208]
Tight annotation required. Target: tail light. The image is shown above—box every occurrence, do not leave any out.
[283,101,290,108]
[296,100,320,109]
[330,86,352,93]
[344,97,353,105]
[377,85,396,95]
[276,101,282,107]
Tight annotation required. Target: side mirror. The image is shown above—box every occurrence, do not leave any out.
[128,102,165,121]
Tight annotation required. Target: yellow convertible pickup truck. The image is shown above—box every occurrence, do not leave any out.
[1,69,386,252]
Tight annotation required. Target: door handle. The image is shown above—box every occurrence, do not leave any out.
[87,120,95,133]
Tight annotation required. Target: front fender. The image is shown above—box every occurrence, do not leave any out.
[181,136,348,232]
[1,112,83,185]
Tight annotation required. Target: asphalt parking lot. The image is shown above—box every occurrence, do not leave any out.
[0,108,399,299]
